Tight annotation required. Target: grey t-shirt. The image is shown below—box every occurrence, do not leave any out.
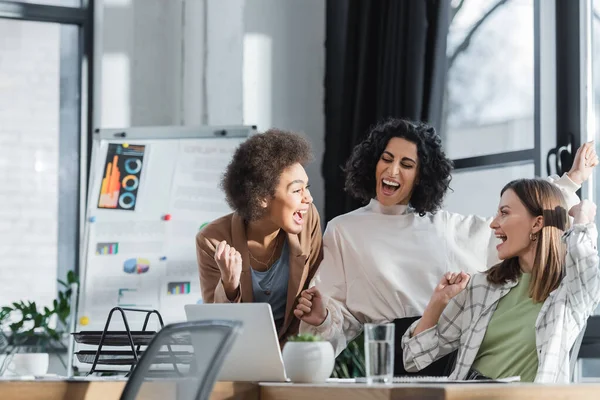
[250,238,290,332]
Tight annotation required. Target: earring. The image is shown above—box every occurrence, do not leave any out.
[529,232,537,241]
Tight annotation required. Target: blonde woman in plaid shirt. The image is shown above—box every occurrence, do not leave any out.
[403,179,600,383]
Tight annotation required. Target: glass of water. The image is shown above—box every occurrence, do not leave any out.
[364,323,395,384]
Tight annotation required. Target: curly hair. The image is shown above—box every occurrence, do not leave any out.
[221,129,313,221]
[344,118,453,216]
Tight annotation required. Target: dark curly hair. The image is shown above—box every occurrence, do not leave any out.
[344,118,453,216]
[221,129,313,221]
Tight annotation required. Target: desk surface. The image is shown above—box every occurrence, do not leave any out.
[0,380,599,400]
[259,382,600,400]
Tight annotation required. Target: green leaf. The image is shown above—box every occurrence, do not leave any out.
[287,333,322,342]
[9,321,23,331]
[67,270,78,284]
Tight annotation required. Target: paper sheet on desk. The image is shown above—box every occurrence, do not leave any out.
[328,376,521,384]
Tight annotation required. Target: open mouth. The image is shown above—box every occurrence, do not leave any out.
[495,233,507,250]
[381,178,400,196]
[293,209,308,225]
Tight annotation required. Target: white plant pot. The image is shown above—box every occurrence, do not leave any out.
[1,353,49,377]
[282,341,335,383]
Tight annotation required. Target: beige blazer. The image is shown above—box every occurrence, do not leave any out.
[196,203,323,344]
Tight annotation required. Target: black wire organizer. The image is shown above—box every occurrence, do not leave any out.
[71,307,193,376]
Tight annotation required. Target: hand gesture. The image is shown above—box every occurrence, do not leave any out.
[569,199,597,225]
[293,287,328,327]
[430,271,470,306]
[214,241,242,291]
[567,141,598,185]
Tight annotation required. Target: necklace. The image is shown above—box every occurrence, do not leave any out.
[248,233,281,269]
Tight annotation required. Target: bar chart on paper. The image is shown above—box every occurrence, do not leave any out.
[167,282,191,295]
[95,242,119,255]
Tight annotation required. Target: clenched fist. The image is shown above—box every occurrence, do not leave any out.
[430,271,470,307]
[293,287,328,326]
[214,241,242,298]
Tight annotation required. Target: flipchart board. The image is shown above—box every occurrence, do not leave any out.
[74,126,253,363]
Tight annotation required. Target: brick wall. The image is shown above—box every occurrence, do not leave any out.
[0,19,59,310]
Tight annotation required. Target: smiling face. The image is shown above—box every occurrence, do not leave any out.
[265,163,313,234]
[374,137,419,207]
[490,188,543,261]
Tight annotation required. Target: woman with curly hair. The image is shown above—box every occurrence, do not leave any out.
[295,118,595,361]
[196,129,323,344]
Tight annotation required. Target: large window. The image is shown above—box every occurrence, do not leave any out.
[444,164,535,217]
[442,0,555,217]
[445,0,534,160]
[0,1,92,311]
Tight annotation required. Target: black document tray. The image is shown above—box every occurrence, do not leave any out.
[76,350,194,365]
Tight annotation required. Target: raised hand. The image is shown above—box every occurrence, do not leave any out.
[430,271,470,306]
[567,141,598,185]
[569,199,597,225]
[411,271,471,337]
[293,287,328,326]
[214,241,243,297]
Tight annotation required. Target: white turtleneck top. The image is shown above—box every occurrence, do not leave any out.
[300,174,580,355]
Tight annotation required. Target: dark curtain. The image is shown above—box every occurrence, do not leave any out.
[323,0,451,222]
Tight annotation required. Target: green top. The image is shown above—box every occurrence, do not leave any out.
[471,273,543,382]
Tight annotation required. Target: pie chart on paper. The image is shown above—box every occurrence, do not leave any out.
[123,258,150,274]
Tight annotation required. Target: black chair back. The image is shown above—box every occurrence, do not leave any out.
[120,319,242,400]
[577,316,600,362]
[393,317,457,377]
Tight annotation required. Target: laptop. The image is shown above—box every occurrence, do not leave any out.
[184,303,288,382]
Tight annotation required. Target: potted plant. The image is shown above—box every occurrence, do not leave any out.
[282,333,335,383]
[0,271,78,376]
[332,333,366,378]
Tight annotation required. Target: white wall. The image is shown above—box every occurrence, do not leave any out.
[98,0,326,216]
[243,0,326,216]
[100,0,183,127]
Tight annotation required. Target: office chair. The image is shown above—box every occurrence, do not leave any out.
[119,319,242,400]
[393,316,457,377]
[570,323,586,381]
[572,316,600,382]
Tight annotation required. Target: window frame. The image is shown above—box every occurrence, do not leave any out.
[448,0,549,177]
[0,0,94,282]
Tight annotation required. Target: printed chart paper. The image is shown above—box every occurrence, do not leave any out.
[97,143,145,211]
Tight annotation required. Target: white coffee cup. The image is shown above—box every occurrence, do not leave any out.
[2,353,49,377]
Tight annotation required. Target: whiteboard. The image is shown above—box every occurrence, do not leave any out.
[75,126,253,356]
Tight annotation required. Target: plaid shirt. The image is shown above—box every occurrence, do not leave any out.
[402,223,600,383]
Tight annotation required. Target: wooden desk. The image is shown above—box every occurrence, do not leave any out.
[0,380,599,400]
[259,382,600,400]
[0,380,258,400]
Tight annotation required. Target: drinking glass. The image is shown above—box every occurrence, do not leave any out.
[364,323,395,384]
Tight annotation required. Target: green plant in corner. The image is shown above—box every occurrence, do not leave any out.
[287,333,323,342]
[0,270,78,371]
[332,332,366,379]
